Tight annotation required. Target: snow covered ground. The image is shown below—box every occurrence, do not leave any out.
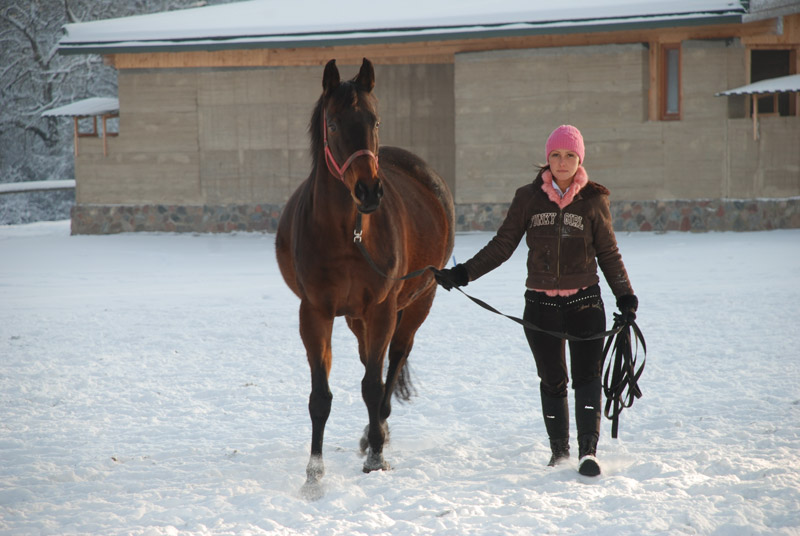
[1,220,799,535]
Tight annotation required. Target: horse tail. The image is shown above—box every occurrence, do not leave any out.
[393,363,417,402]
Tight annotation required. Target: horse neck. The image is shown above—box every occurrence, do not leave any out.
[309,163,359,232]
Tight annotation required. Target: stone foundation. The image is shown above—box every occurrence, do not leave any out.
[71,204,282,234]
[612,198,800,233]
[71,198,800,235]
[457,197,800,233]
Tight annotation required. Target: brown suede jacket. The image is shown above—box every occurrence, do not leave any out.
[463,167,634,299]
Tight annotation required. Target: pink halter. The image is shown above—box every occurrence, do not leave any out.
[323,112,379,182]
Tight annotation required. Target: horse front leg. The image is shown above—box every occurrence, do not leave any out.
[299,301,334,484]
[358,304,396,473]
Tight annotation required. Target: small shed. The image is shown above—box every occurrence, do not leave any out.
[717,73,800,138]
[42,98,119,156]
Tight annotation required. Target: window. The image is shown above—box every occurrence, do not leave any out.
[750,49,794,116]
[72,113,119,157]
[661,44,681,120]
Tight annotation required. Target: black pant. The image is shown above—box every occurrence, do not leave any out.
[523,285,606,398]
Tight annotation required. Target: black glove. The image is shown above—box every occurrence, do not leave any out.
[616,294,638,323]
[434,264,469,291]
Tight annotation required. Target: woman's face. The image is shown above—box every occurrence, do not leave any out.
[548,149,580,184]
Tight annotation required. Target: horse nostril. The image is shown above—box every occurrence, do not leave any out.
[354,179,382,213]
[355,180,369,202]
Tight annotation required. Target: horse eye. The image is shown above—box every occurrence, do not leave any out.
[328,122,337,133]
[375,121,380,130]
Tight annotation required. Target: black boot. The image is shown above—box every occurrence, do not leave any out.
[541,391,570,466]
[575,378,602,477]
[548,438,570,467]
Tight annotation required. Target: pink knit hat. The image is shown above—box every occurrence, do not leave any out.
[546,125,585,164]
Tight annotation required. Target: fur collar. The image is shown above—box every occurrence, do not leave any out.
[541,166,589,209]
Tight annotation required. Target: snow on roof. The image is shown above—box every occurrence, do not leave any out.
[41,97,119,117]
[0,180,76,195]
[716,74,800,96]
[743,0,800,22]
[59,0,746,54]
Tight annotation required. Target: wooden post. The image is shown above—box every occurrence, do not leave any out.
[102,114,108,156]
[753,96,759,140]
[793,47,799,117]
[101,113,119,157]
[73,117,79,157]
[648,41,659,121]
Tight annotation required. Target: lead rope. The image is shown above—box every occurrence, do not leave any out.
[353,215,647,437]
[602,313,647,438]
[352,213,622,342]
[450,286,622,342]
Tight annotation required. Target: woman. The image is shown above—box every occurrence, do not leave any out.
[435,125,638,477]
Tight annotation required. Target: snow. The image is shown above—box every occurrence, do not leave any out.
[58,13,738,54]
[1,220,799,535]
[41,98,119,118]
[0,180,76,194]
[716,73,800,96]
[59,0,744,50]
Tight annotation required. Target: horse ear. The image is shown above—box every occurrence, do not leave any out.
[323,59,340,95]
[355,58,375,92]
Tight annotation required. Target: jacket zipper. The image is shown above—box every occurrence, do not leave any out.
[555,208,564,285]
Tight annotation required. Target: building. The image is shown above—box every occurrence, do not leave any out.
[54,0,800,234]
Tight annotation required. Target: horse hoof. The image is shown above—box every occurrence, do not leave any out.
[359,425,370,455]
[306,455,325,483]
[300,480,325,501]
[362,449,391,473]
[359,422,391,455]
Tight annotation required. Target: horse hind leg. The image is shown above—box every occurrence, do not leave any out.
[382,289,435,415]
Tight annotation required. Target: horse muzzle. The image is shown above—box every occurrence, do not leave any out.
[354,178,383,214]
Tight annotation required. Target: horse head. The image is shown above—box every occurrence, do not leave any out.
[320,58,383,214]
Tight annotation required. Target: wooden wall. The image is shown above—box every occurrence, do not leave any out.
[75,70,201,205]
[76,64,455,206]
[453,38,798,205]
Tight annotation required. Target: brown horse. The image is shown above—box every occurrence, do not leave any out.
[275,58,454,487]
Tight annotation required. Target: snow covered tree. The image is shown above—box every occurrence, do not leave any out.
[0,0,237,224]
[0,0,231,186]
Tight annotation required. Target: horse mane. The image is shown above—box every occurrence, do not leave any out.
[309,80,361,173]
[309,94,326,173]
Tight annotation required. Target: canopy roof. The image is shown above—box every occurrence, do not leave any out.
[58,0,746,55]
[41,97,119,117]
[716,74,800,96]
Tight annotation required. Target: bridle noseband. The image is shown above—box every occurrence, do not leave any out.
[323,112,379,182]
